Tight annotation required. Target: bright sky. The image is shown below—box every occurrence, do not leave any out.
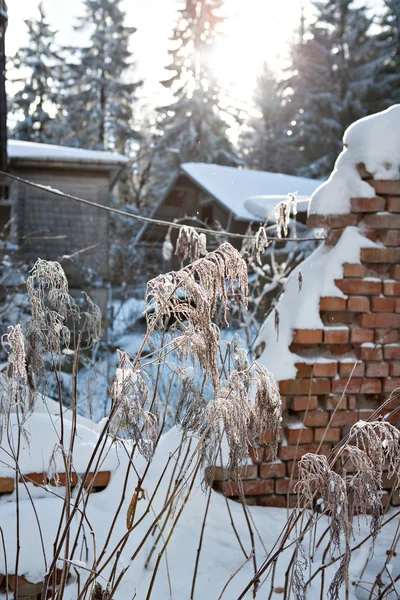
[7,0,311,109]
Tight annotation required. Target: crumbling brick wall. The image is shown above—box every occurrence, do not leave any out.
[214,165,400,508]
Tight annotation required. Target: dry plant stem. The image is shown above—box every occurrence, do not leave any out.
[190,484,213,599]
[267,559,278,600]
[238,481,258,598]
[217,445,248,560]
[0,527,9,600]
[78,448,181,598]
[217,553,254,600]
[58,339,81,599]
[144,461,201,600]
[316,361,359,454]
[144,431,191,569]
[13,409,22,600]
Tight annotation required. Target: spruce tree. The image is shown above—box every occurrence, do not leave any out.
[375,0,400,105]
[10,3,62,143]
[155,0,240,167]
[59,0,142,152]
[285,0,380,178]
[241,63,296,174]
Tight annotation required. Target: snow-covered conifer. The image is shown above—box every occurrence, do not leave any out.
[155,0,240,174]
[10,3,62,143]
[58,0,142,152]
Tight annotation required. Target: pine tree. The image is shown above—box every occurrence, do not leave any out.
[155,0,240,168]
[285,0,380,178]
[240,63,296,174]
[375,0,400,105]
[10,3,62,143]
[58,0,142,152]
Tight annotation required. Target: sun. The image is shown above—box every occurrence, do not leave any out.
[212,0,306,103]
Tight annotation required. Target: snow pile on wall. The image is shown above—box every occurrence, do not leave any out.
[0,410,116,480]
[309,104,400,215]
[256,227,377,382]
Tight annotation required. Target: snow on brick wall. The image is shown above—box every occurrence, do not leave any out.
[213,105,400,508]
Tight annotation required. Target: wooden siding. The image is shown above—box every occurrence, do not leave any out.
[11,166,110,284]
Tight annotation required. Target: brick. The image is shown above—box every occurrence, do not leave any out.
[276,478,299,494]
[332,378,381,394]
[351,197,385,213]
[343,263,365,277]
[339,362,365,377]
[384,345,400,359]
[19,472,47,487]
[279,379,330,395]
[248,447,264,463]
[383,280,400,296]
[397,298,400,312]
[358,313,400,328]
[387,196,400,212]
[364,213,400,230]
[389,362,400,376]
[325,229,343,246]
[50,472,79,487]
[279,444,319,461]
[213,466,258,481]
[379,231,400,246]
[322,311,356,325]
[286,428,314,444]
[320,296,347,311]
[295,363,313,378]
[258,495,287,508]
[222,479,274,497]
[301,411,329,427]
[375,329,398,344]
[321,395,347,410]
[0,477,14,493]
[383,379,400,393]
[371,297,396,312]
[371,180,400,195]
[314,427,341,442]
[330,412,368,426]
[260,429,283,445]
[313,362,337,377]
[335,279,382,295]
[355,345,383,361]
[292,329,323,344]
[260,462,286,479]
[324,328,349,344]
[83,471,111,489]
[291,396,318,411]
[307,214,358,229]
[390,265,400,279]
[347,296,370,312]
[325,344,353,356]
[362,248,400,264]
[366,363,389,378]
[351,328,374,343]
[356,163,372,179]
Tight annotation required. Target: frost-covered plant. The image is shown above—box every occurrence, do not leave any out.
[110,350,157,460]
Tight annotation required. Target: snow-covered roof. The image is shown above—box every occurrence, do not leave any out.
[181,163,321,222]
[8,139,128,166]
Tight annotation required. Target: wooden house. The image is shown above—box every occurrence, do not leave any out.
[3,139,127,285]
[134,163,321,252]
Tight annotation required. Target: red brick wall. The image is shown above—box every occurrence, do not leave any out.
[214,165,400,508]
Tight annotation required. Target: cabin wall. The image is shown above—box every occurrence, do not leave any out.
[11,165,110,285]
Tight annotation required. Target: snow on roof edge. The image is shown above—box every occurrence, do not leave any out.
[8,139,128,166]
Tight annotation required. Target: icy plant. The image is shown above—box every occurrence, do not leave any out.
[174,225,207,264]
[110,350,157,460]
[146,242,248,389]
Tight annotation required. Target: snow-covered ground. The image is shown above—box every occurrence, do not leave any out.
[0,421,399,599]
